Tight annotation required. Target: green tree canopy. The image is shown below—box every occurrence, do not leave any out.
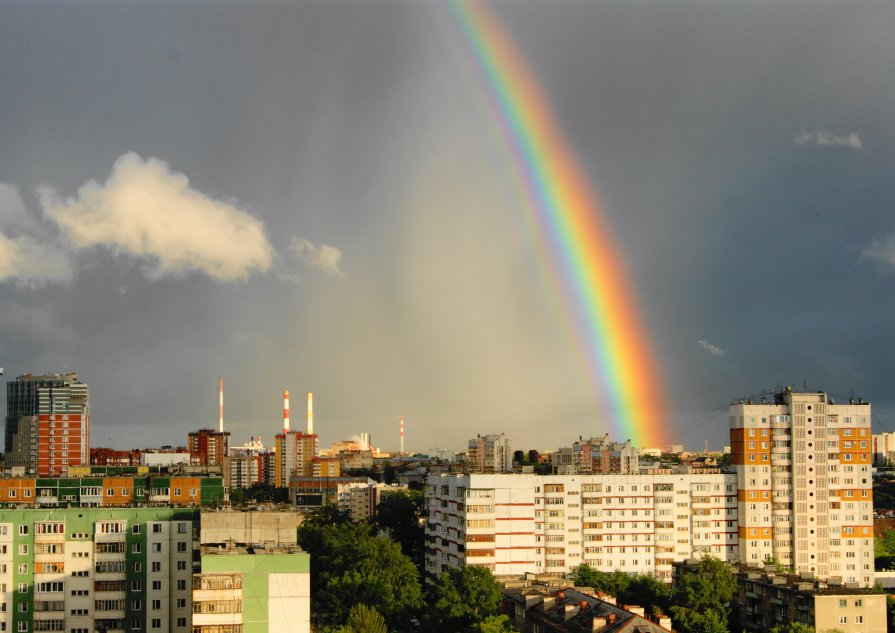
[668,557,737,633]
[426,565,508,633]
[298,519,423,629]
[331,603,388,633]
[372,489,425,570]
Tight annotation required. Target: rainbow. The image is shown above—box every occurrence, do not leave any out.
[450,0,670,447]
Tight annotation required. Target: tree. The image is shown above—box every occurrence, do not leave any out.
[569,565,670,617]
[668,606,728,633]
[332,604,388,633]
[528,449,539,464]
[668,557,736,633]
[372,490,425,570]
[299,519,423,629]
[472,615,518,633]
[427,566,506,633]
[770,623,815,633]
[513,450,525,465]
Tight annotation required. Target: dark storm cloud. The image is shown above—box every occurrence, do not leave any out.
[1,0,893,452]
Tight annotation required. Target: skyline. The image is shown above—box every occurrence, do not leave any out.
[1,1,894,452]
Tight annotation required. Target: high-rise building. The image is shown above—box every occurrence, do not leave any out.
[4,372,90,476]
[730,389,874,586]
[188,429,229,467]
[274,431,318,488]
[466,434,512,473]
[224,437,265,490]
[873,431,895,466]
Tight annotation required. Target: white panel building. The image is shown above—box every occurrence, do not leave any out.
[425,471,739,581]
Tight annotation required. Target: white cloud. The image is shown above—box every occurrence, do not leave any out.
[861,233,895,270]
[0,232,73,287]
[289,237,345,277]
[39,152,274,281]
[697,339,726,357]
[795,130,863,149]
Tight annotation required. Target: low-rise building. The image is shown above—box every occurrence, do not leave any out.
[674,560,887,633]
[502,582,673,633]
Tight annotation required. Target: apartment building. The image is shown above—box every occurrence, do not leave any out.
[674,561,886,633]
[466,434,513,474]
[730,389,874,586]
[194,550,310,633]
[872,431,895,467]
[0,507,197,633]
[425,471,739,581]
[347,483,408,522]
[273,431,318,488]
[187,430,230,468]
[550,437,640,475]
[5,373,90,476]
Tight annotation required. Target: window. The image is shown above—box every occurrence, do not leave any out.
[176,598,186,609]
[131,543,141,554]
[177,523,188,534]
[151,562,161,572]
[17,526,27,536]
[176,617,186,628]
[176,561,187,571]
[17,622,27,633]
[151,620,161,630]
[132,525,141,534]
[152,524,162,534]
[152,543,161,553]
[176,542,187,553]
[177,580,186,591]
[133,562,142,572]
[151,599,161,610]
[152,581,161,591]
[840,616,847,624]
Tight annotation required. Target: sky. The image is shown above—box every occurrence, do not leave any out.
[1,0,894,454]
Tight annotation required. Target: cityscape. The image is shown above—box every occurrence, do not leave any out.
[2,1,895,633]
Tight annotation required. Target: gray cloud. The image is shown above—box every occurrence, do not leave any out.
[697,339,726,358]
[40,153,275,281]
[289,237,345,278]
[0,233,73,288]
[795,131,863,149]
[0,183,72,287]
[861,234,895,270]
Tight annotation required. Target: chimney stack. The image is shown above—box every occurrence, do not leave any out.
[307,392,314,435]
[219,377,224,433]
[283,390,290,432]
[400,416,404,454]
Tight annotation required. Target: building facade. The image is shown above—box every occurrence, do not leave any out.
[5,373,90,476]
[194,551,310,633]
[273,432,317,488]
[700,562,886,633]
[872,431,895,466]
[0,507,197,633]
[425,471,739,581]
[188,429,230,468]
[466,434,512,474]
[730,389,874,586]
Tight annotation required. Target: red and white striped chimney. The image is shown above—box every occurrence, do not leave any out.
[400,416,404,454]
[283,390,290,432]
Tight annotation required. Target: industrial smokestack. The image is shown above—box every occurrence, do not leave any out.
[219,377,224,433]
[283,390,290,432]
[307,392,314,435]
[400,416,404,455]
